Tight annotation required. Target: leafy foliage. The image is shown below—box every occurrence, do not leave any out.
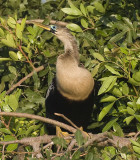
[0,0,140,159]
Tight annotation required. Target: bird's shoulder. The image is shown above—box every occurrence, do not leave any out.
[46,78,56,99]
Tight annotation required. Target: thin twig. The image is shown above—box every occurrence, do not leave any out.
[66,139,76,152]
[54,113,79,129]
[18,45,35,70]
[6,65,45,94]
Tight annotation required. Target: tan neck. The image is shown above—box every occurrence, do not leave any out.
[56,32,79,63]
[55,30,94,101]
[56,54,94,101]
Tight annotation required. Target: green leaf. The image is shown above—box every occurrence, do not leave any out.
[127,107,135,115]
[94,2,105,13]
[128,77,140,86]
[91,63,100,77]
[0,128,12,134]
[7,17,16,24]
[113,122,124,137]
[16,23,22,39]
[100,95,117,102]
[0,28,4,37]
[80,3,87,16]
[122,83,129,95]
[8,66,17,75]
[4,135,18,151]
[133,72,140,82]
[67,23,83,32]
[109,31,126,43]
[110,86,122,97]
[126,30,132,44]
[26,125,36,136]
[81,19,88,28]
[123,116,134,125]
[7,17,16,28]
[120,47,129,55]
[8,95,18,111]
[133,146,140,154]
[130,139,140,147]
[1,34,16,48]
[0,58,12,61]
[48,71,54,86]
[86,6,95,14]
[102,118,118,132]
[9,51,18,61]
[33,72,40,90]
[61,8,82,16]
[21,17,26,31]
[135,115,140,122]
[6,144,18,152]
[72,150,81,160]
[85,152,94,160]
[52,137,67,148]
[122,17,133,29]
[75,130,84,146]
[105,65,121,76]
[98,102,115,121]
[91,52,105,61]
[98,76,117,95]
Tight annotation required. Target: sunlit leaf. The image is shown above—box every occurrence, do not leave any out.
[98,102,115,121]
[127,107,135,115]
[122,83,129,95]
[81,19,88,28]
[132,72,140,82]
[91,52,105,61]
[98,76,117,95]
[0,58,12,61]
[91,63,100,77]
[8,95,18,111]
[105,65,121,76]
[94,1,105,13]
[102,118,118,132]
[8,66,17,75]
[113,122,124,137]
[100,95,117,102]
[128,77,140,86]
[61,8,82,16]
[135,115,140,122]
[109,31,126,43]
[1,34,16,48]
[0,128,12,134]
[80,3,87,16]
[123,116,134,125]
[133,146,140,154]
[16,23,22,39]
[9,51,18,61]
[130,139,140,147]
[0,28,4,37]
[67,23,83,32]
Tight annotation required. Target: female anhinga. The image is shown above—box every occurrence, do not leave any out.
[34,23,94,134]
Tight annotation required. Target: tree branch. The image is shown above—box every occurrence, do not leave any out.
[0,112,77,133]
[17,19,68,26]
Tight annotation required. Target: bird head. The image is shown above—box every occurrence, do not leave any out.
[33,22,72,40]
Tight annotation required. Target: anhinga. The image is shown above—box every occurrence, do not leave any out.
[34,23,94,134]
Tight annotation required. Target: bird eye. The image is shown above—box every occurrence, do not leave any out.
[50,25,57,31]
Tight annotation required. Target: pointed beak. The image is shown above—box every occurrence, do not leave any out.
[32,22,51,31]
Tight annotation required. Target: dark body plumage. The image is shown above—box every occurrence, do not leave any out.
[45,78,94,134]
[34,23,95,134]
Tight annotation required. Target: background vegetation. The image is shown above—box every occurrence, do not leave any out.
[0,0,140,159]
